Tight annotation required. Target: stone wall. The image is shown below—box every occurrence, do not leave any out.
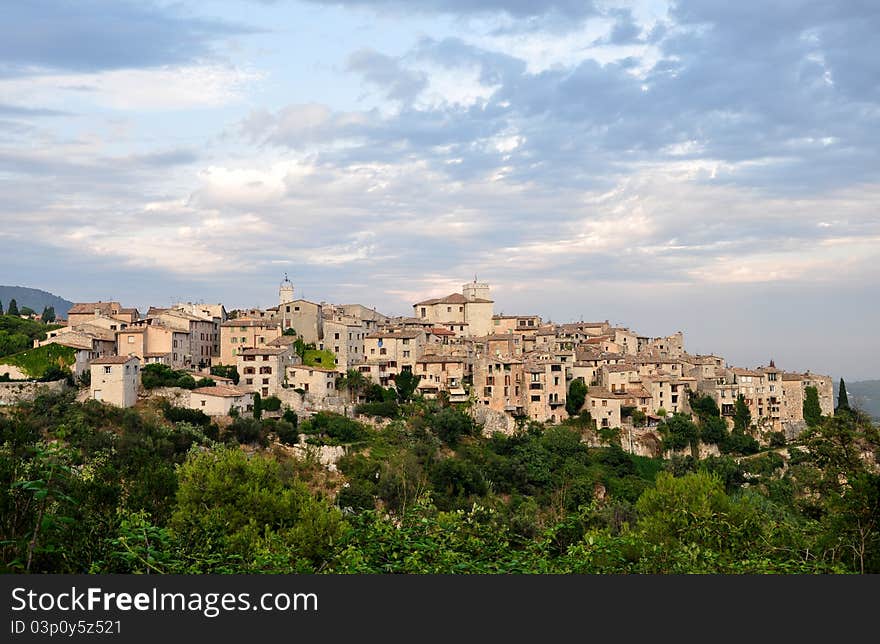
[0,364,30,380]
[0,379,68,406]
[472,405,517,436]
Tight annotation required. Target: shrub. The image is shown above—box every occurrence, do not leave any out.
[355,400,400,419]
[262,396,282,412]
[429,406,476,446]
[274,420,299,446]
[162,404,211,427]
[769,431,787,448]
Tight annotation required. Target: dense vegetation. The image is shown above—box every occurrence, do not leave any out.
[0,343,76,379]
[0,314,63,361]
[1,391,878,574]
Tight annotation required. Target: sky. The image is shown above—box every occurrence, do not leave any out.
[0,0,878,380]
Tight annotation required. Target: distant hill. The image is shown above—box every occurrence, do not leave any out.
[0,286,73,318]
[834,379,880,421]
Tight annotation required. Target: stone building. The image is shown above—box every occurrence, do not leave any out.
[90,355,140,408]
[189,385,253,416]
[413,280,494,337]
[237,345,299,398]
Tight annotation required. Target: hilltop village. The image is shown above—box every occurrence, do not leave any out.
[3,277,834,456]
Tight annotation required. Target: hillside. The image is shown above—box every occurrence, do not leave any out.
[0,285,73,318]
[0,343,76,379]
[839,380,880,421]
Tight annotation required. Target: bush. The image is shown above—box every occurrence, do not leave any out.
[229,417,265,445]
[769,431,787,448]
[302,412,367,444]
[721,430,760,455]
[274,420,299,446]
[355,400,400,419]
[163,404,211,427]
[429,406,476,446]
[210,364,240,385]
[262,396,282,412]
[141,364,200,390]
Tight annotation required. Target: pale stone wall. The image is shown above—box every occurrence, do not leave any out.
[0,380,68,405]
[472,405,516,436]
[464,301,493,337]
[219,320,282,366]
[278,300,322,344]
[90,359,139,408]
[189,391,253,416]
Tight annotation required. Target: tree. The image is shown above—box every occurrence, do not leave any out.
[170,447,343,571]
[253,392,262,420]
[430,406,476,446]
[7,299,19,316]
[282,327,297,336]
[394,370,421,402]
[210,364,239,385]
[565,378,587,416]
[733,394,751,432]
[0,301,3,315]
[337,368,369,402]
[701,416,728,445]
[659,413,699,453]
[20,306,35,317]
[40,306,56,323]
[837,378,851,413]
[804,386,822,427]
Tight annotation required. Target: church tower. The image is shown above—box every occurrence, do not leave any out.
[279,273,294,305]
[462,276,491,301]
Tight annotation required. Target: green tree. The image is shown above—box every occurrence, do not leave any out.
[170,447,344,571]
[40,306,56,323]
[0,300,4,315]
[337,368,369,402]
[210,364,239,385]
[837,378,850,413]
[565,378,587,416]
[20,306,35,317]
[659,413,699,454]
[700,416,728,445]
[804,386,822,427]
[394,370,421,402]
[429,406,476,446]
[282,327,297,336]
[733,394,751,432]
[7,299,19,316]
[253,392,262,420]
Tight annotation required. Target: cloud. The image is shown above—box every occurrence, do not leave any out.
[0,103,71,117]
[0,0,255,75]
[296,0,598,20]
[347,49,428,103]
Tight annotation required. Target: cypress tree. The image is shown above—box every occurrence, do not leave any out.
[0,300,4,315]
[7,299,18,316]
[837,378,850,412]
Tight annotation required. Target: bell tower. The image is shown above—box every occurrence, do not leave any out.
[279,273,294,305]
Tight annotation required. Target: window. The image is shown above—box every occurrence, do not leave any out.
[370,348,375,355]
[403,350,410,358]
[447,306,452,312]
[103,366,112,374]
[380,348,387,355]
[294,306,300,312]
[334,333,340,340]
[531,395,540,402]
[127,336,134,344]
[421,307,426,317]
[201,400,206,407]
[335,346,339,353]
[602,400,607,407]
[262,378,270,385]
